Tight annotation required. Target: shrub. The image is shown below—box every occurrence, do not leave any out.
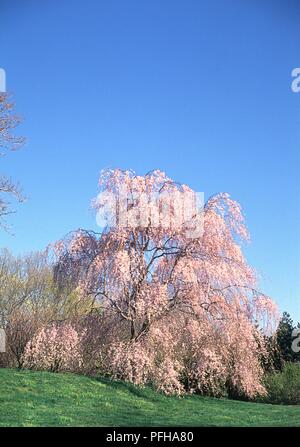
[22,323,84,372]
[263,362,300,405]
[3,309,40,368]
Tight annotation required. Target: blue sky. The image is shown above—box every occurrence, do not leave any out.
[0,0,299,320]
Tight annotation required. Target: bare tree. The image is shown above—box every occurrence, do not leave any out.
[0,92,25,230]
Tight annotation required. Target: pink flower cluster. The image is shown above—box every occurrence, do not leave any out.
[22,323,84,372]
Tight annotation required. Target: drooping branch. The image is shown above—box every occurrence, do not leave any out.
[0,93,25,230]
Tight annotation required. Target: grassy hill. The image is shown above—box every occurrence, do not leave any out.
[0,368,299,427]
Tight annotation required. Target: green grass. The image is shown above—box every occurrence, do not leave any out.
[0,368,299,427]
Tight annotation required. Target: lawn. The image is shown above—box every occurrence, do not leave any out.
[0,368,299,427]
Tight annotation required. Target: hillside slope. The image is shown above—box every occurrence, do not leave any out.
[0,368,299,427]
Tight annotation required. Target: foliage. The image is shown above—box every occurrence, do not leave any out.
[262,362,300,405]
[53,169,278,398]
[22,323,84,372]
[3,309,40,368]
[0,249,93,368]
[0,170,280,399]
[272,312,299,370]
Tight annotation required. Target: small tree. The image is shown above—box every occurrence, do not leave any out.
[272,312,299,370]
